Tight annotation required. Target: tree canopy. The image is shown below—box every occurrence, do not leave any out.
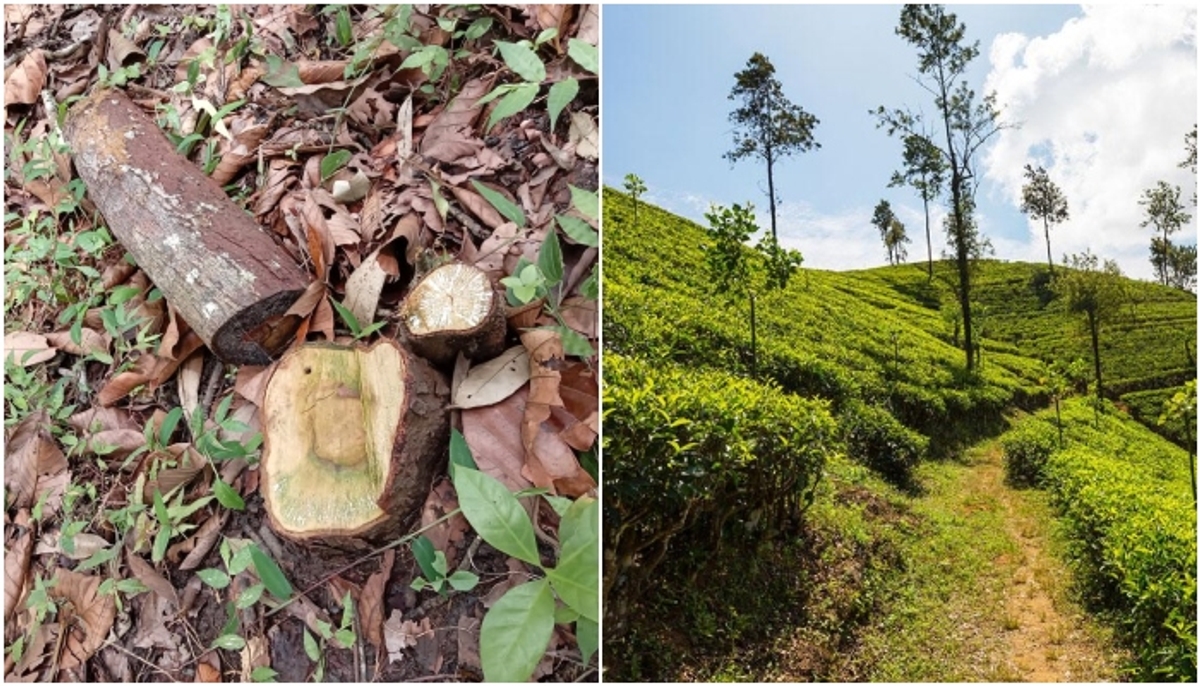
[889,131,946,278]
[1019,164,1070,274]
[725,52,820,241]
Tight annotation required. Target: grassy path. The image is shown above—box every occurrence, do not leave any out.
[849,440,1128,681]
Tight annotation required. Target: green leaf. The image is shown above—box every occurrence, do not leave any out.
[333,628,355,649]
[449,428,478,476]
[494,41,545,83]
[580,268,598,300]
[228,542,254,576]
[236,583,265,609]
[485,81,539,133]
[303,628,320,662]
[261,54,304,88]
[542,494,573,518]
[428,179,449,220]
[197,568,231,589]
[158,406,183,446]
[213,477,245,511]
[250,666,279,682]
[213,633,246,651]
[537,229,564,286]
[452,465,540,566]
[556,325,595,358]
[447,570,479,592]
[470,180,526,228]
[109,285,142,306]
[568,185,599,221]
[576,615,598,666]
[76,545,118,572]
[544,497,598,622]
[480,578,555,682]
[329,297,363,336]
[567,39,598,74]
[547,78,578,131]
[476,83,515,108]
[412,535,438,580]
[410,577,428,592]
[320,150,352,183]
[250,545,293,599]
[555,214,598,247]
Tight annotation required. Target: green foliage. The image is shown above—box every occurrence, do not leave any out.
[623,173,646,224]
[1000,421,1058,487]
[1019,164,1069,272]
[1139,180,1191,287]
[840,400,926,485]
[724,52,820,240]
[703,202,756,294]
[604,353,836,609]
[449,432,597,681]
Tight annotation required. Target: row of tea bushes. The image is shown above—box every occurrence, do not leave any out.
[1004,400,1196,680]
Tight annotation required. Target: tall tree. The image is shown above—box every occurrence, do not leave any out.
[724,53,820,242]
[1019,164,1070,275]
[1181,124,1197,205]
[1139,180,1190,286]
[886,217,911,266]
[623,173,646,225]
[874,4,1004,372]
[889,131,946,278]
[1054,251,1125,407]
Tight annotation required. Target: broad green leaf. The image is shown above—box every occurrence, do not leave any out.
[555,214,598,247]
[213,477,245,511]
[449,429,478,476]
[76,545,118,572]
[470,180,526,228]
[476,83,515,108]
[213,633,246,651]
[429,179,449,220]
[236,583,265,609]
[568,185,599,221]
[250,666,279,682]
[250,545,293,599]
[158,406,183,446]
[452,465,540,565]
[567,39,598,74]
[479,578,555,682]
[556,325,595,358]
[320,150,352,182]
[494,41,545,83]
[485,81,539,133]
[547,78,578,131]
[545,497,598,622]
[262,54,304,88]
[333,628,355,649]
[537,229,564,286]
[228,542,253,576]
[576,616,598,666]
[411,535,438,580]
[303,628,320,662]
[410,577,428,592]
[197,568,231,589]
[580,268,598,300]
[542,494,573,518]
[329,298,363,336]
[448,570,479,591]
[152,524,170,563]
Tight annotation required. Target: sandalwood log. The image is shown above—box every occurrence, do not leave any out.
[64,89,311,365]
[260,340,450,544]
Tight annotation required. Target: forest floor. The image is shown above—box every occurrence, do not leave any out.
[845,440,1130,682]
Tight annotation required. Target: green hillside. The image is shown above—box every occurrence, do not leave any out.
[602,188,1197,681]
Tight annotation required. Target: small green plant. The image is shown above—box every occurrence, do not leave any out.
[329,297,387,340]
[199,537,295,652]
[476,31,597,133]
[302,591,357,681]
[448,430,598,681]
[410,535,478,595]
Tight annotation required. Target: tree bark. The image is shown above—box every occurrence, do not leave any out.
[1088,309,1103,401]
[64,89,311,365]
[1043,216,1054,275]
[923,195,933,279]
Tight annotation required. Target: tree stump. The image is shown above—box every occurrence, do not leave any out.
[260,340,450,544]
[399,262,506,366]
[64,89,311,365]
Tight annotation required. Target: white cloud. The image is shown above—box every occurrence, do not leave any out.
[982,4,1197,281]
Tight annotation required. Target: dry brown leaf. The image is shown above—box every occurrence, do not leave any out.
[310,296,335,341]
[383,611,430,664]
[141,445,208,504]
[419,478,469,566]
[456,612,482,673]
[196,652,221,682]
[5,527,33,623]
[84,429,146,462]
[527,422,596,497]
[49,568,116,669]
[575,4,599,45]
[212,116,269,186]
[48,532,110,561]
[568,111,598,160]
[234,365,272,407]
[361,549,394,652]
[97,353,157,406]
[44,328,110,358]
[343,247,390,329]
[239,635,270,682]
[420,78,491,155]
[178,510,228,571]
[149,332,205,388]
[296,60,351,84]
[254,158,296,217]
[451,346,530,409]
[126,549,179,610]
[422,133,483,165]
[4,49,47,109]
[5,410,67,509]
[131,592,177,651]
[177,351,204,421]
[449,184,506,230]
[283,592,334,637]
[557,296,597,340]
[68,406,137,434]
[302,194,333,280]
[5,331,56,367]
[462,388,535,508]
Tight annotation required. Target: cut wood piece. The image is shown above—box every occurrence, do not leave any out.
[399,262,505,365]
[260,340,450,543]
[63,89,312,365]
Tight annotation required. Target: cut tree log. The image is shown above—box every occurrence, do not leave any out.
[64,89,311,365]
[260,339,450,544]
[399,261,506,365]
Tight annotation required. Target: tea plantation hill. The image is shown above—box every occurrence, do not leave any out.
[602,187,1197,681]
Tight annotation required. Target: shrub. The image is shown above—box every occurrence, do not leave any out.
[1000,421,1059,487]
[603,353,837,627]
[839,400,927,485]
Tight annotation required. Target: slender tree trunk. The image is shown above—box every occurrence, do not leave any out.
[1043,217,1054,275]
[923,195,933,280]
[935,61,974,372]
[1088,309,1103,401]
[766,149,777,242]
[749,292,758,379]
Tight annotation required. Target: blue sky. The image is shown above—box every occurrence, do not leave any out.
[602,4,1197,282]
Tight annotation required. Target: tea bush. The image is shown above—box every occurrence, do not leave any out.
[1000,421,1058,487]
